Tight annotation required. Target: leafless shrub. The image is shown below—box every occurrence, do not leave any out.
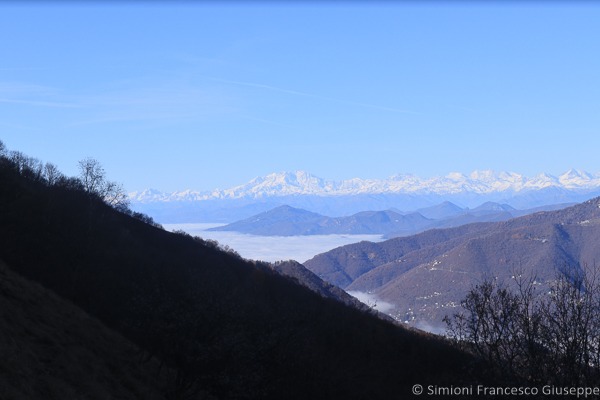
[444,264,600,385]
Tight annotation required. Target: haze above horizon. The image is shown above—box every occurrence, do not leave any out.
[2,3,599,192]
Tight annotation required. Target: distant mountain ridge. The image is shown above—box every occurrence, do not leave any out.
[209,202,573,237]
[130,169,600,203]
[209,205,428,236]
[129,170,600,223]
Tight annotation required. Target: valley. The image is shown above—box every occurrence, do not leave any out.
[0,143,497,398]
[305,198,600,331]
[4,143,600,396]
[161,196,600,334]
[4,2,600,396]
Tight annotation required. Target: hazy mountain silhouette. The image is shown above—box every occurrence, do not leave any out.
[211,202,572,238]
[414,201,465,219]
[209,205,432,236]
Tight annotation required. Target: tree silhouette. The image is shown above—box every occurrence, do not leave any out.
[78,157,129,210]
[43,162,63,186]
[444,266,600,385]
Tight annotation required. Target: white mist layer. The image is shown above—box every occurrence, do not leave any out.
[346,291,395,313]
[163,223,383,263]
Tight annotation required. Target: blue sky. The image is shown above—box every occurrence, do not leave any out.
[1,2,599,192]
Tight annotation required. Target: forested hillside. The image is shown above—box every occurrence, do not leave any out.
[0,142,497,399]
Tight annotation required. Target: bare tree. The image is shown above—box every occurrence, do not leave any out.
[444,266,600,385]
[78,157,107,196]
[9,151,43,181]
[444,280,526,379]
[78,157,129,210]
[539,266,600,385]
[43,162,63,186]
[103,180,130,210]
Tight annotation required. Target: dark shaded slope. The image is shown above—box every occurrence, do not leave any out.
[0,260,172,400]
[268,259,382,316]
[0,154,495,399]
[269,259,359,302]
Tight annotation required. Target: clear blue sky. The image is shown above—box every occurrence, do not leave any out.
[1,2,599,192]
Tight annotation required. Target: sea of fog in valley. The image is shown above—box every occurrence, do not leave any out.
[163,223,384,263]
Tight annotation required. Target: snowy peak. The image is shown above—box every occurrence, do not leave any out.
[128,188,169,202]
[559,169,596,187]
[221,171,335,198]
[128,169,600,203]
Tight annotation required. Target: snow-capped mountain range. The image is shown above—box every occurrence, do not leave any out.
[129,169,600,203]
